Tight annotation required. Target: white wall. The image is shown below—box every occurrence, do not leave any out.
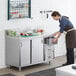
[67,0,76,28]
[0,0,75,68]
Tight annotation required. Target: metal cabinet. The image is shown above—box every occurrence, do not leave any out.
[5,35,55,71]
[6,36,44,71]
[6,37,31,71]
[6,37,20,67]
[32,38,43,64]
[44,44,55,61]
[20,39,30,66]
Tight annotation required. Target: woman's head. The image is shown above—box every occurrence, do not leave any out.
[51,11,61,20]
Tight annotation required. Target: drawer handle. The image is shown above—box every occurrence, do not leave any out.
[48,56,51,58]
[20,42,22,47]
[41,40,44,44]
[48,49,51,50]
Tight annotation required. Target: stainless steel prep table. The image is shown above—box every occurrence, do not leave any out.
[5,32,55,71]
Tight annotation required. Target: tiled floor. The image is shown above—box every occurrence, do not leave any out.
[0,56,68,76]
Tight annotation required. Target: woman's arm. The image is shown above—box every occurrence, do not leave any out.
[52,32,62,43]
[52,31,61,36]
[56,32,62,39]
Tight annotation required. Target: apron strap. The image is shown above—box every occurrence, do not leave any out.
[64,28,75,36]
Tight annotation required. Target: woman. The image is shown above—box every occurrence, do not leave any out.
[51,11,76,65]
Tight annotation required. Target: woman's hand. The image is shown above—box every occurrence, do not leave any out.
[52,38,58,43]
[51,31,62,43]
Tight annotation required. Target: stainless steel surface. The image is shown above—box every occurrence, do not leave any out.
[44,36,57,45]
[5,30,55,71]
[5,36,20,67]
[44,44,55,61]
[32,38,43,64]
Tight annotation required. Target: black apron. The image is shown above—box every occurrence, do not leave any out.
[65,26,76,48]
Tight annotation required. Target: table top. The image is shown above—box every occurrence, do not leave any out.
[56,64,76,75]
[5,32,53,40]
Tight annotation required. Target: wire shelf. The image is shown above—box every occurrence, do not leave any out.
[8,0,31,20]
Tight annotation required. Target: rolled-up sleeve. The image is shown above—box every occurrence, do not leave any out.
[59,20,67,33]
[59,25,65,33]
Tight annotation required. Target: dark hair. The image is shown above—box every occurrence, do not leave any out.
[51,11,61,16]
